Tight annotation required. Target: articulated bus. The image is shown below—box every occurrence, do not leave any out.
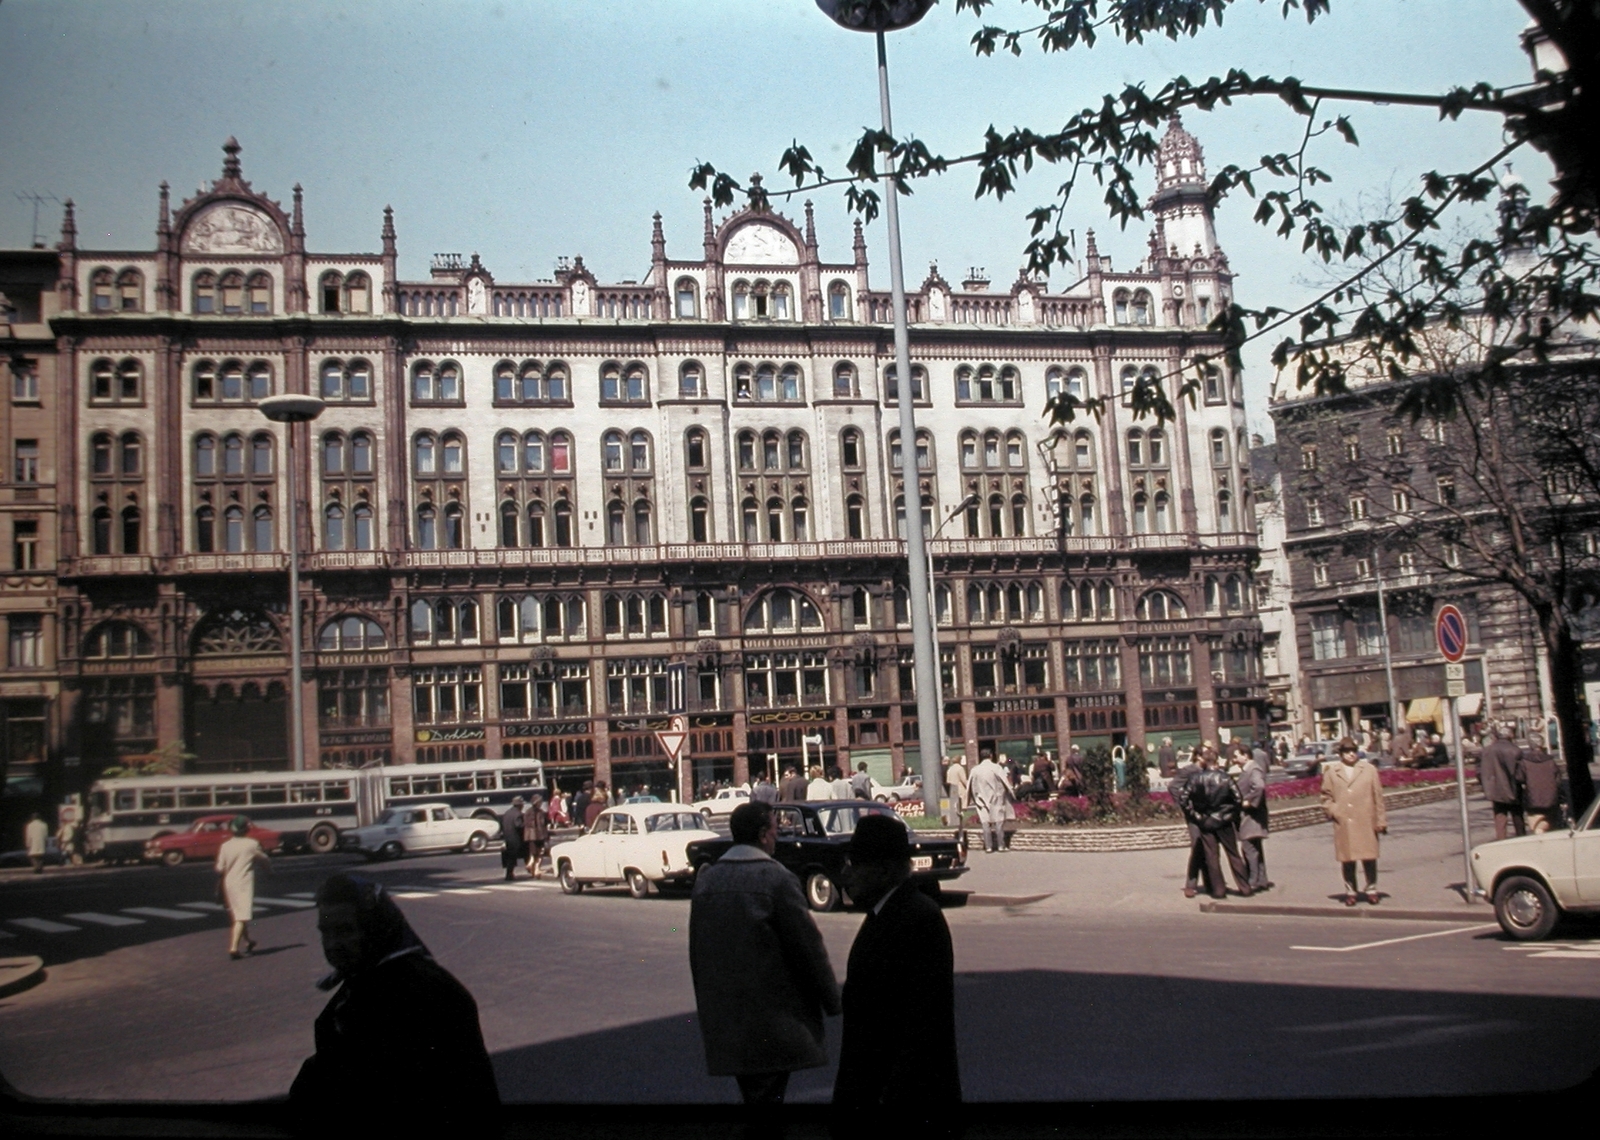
[87,757,546,862]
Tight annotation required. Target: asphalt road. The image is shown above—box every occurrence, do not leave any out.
[2,840,1598,1106]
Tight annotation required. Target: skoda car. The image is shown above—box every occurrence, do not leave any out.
[1471,794,1600,940]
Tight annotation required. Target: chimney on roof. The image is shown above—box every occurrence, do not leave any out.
[962,267,989,291]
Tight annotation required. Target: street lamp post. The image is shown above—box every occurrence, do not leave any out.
[817,0,943,820]
[928,495,977,823]
[259,394,326,772]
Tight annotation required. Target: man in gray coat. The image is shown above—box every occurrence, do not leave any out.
[967,751,1014,854]
[1237,746,1273,891]
[688,801,841,1110]
[1479,723,1526,840]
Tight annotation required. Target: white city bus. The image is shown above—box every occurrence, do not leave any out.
[87,757,546,862]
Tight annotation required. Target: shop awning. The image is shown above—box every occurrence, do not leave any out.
[1406,697,1442,725]
[1457,692,1484,717]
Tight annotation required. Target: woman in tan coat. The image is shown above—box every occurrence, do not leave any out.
[215,815,271,958]
[1320,737,1387,906]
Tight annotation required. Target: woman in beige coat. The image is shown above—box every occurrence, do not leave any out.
[1320,737,1387,906]
[215,815,270,959]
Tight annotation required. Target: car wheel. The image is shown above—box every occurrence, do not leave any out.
[380,841,404,861]
[161,849,185,867]
[805,871,839,913]
[1494,874,1560,941]
[307,824,339,855]
[466,831,489,854]
[557,861,583,894]
[626,869,650,899]
[874,795,889,803]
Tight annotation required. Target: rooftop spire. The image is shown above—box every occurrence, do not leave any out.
[222,136,242,181]
[157,181,171,236]
[381,205,396,256]
[58,199,76,251]
[803,200,817,249]
[291,183,305,237]
[651,211,666,260]
[852,217,867,266]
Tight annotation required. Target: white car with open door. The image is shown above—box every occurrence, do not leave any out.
[340,802,494,861]
[1471,794,1600,940]
[556,803,716,898]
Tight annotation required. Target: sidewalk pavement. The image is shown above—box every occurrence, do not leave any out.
[951,791,1499,920]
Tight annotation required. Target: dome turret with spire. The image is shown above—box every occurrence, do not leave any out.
[1149,113,1220,261]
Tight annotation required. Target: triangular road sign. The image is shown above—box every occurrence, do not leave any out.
[656,730,688,762]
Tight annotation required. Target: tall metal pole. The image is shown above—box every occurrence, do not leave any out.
[1374,550,1401,745]
[1448,695,1478,898]
[285,423,306,773]
[876,29,943,821]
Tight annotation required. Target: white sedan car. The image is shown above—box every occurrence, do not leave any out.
[556,804,716,898]
[1471,794,1600,940]
[871,775,923,803]
[692,786,750,817]
[340,803,494,861]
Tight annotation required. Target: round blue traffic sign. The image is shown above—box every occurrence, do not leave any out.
[1436,604,1467,663]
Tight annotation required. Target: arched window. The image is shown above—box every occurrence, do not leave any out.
[737,431,757,471]
[219,271,245,314]
[218,360,244,402]
[732,280,750,320]
[247,363,271,400]
[350,432,373,475]
[686,429,708,470]
[1012,494,1028,536]
[222,433,245,476]
[411,361,435,402]
[112,432,139,477]
[964,496,981,537]
[756,364,776,401]
[832,361,857,398]
[320,271,344,313]
[1153,491,1171,533]
[1131,492,1150,534]
[791,497,809,541]
[196,506,216,552]
[91,432,113,476]
[550,432,572,473]
[845,494,865,539]
[1131,290,1152,325]
[1225,575,1245,612]
[679,360,703,397]
[325,504,345,550]
[526,502,545,547]
[1204,576,1221,614]
[766,497,785,542]
[1210,428,1229,466]
[352,505,372,550]
[494,362,516,402]
[773,282,793,320]
[439,362,461,402]
[86,622,154,658]
[1112,289,1130,324]
[192,271,217,314]
[786,430,806,470]
[252,506,273,552]
[762,431,781,471]
[246,272,271,314]
[523,431,545,473]
[1217,490,1233,529]
[413,434,435,475]
[442,503,463,549]
[690,496,710,543]
[633,500,653,545]
[1073,430,1095,470]
[744,589,823,633]
[780,364,802,401]
[552,501,573,546]
[1079,493,1097,536]
[92,507,112,554]
[675,278,700,319]
[250,433,273,476]
[828,281,851,320]
[441,433,464,474]
[988,494,1005,536]
[884,364,926,403]
[116,268,143,312]
[193,360,217,401]
[603,431,624,473]
[497,432,518,474]
[607,501,626,545]
[984,431,1000,468]
[223,505,244,552]
[1136,590,1188,620]
[344,272,371,314]
[415,505,436,549]
[1148,428,1166,466]
[841,429,862,468]
[91,268,114,311]
[499,501,519,547]
[1204,365,1224,403]
[319,615,386,651]
[1128,429,1145,467]
[630,430,650,472]
[742,498,760,543]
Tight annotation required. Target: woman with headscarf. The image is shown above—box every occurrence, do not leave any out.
[291,873,499,1127]
[214,815,270,960]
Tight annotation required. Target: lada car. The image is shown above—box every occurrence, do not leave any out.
[692,786,750,817]
[144,815,283,866]
[1471,794,1600,940]
[686,800,967,912]
[340,803,493,861]
[555,803,717,898]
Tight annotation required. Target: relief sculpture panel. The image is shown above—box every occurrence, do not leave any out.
[181,203,285,255]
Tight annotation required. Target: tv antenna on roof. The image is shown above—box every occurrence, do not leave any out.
[14,192,62,248]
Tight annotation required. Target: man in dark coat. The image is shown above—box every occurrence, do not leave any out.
[1157,737,1178,777]
[499,797,526,881]
[1519,740,1562,832]
[779,766,807,802]
[1237,746,1272,891]
[752,773,779,804]
[291,873,498,1129]
[571,781,593,832]
[834,814,960,1138]
[1479,724,1526,839]
[1174,747,1252,900]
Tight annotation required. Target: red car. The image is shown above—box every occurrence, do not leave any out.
[144,816,283,867]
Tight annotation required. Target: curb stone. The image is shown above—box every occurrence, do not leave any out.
[1199,900,1496,923]
[0,956,45,998]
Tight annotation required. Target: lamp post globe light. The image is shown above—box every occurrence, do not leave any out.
[818,0,947,824]
[259,394,326,772]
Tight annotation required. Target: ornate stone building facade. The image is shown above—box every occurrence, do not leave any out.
[14,120,1261,804]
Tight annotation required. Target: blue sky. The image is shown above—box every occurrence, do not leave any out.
[0,0,1542,435]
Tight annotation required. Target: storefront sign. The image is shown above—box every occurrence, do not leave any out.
[748,708,834,725]
[503,720,589,738]
[319,730,392,747]
[415,726,486,743]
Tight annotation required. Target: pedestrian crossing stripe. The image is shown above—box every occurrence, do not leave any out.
[9,918,79,934]
[442,888,491,895]
[284,892,318,900]
[63,912,144,927]
[393,891,436,899]
[122,907,205,921]
[255,896,316,909]
[179,902,227,912]
[1531,949,1600,959]
[0,929,13,940]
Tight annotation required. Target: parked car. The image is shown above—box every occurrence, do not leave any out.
[623,794,662,804]
[1471,794,1600,940]
[144,815,283,867]
[871,775,923,804]
[0,837,67,869]
[555,803,717,898]
[685,800,967,913]
[692,786,751,817]
[339,803,493,861]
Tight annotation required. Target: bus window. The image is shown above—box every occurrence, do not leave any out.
[114,789,136,811]
[503,768,540,788]
[473,772,497,791]
[290,784,323,803]
[411,775,442,796]
[91,791,110,816]
[323,781,352,801]
[387,778,410,797]
[179,788,213,808]
[251,785,288,805]
[141,788,176,810]
[445,773,474,793]
[215,786,248,806]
